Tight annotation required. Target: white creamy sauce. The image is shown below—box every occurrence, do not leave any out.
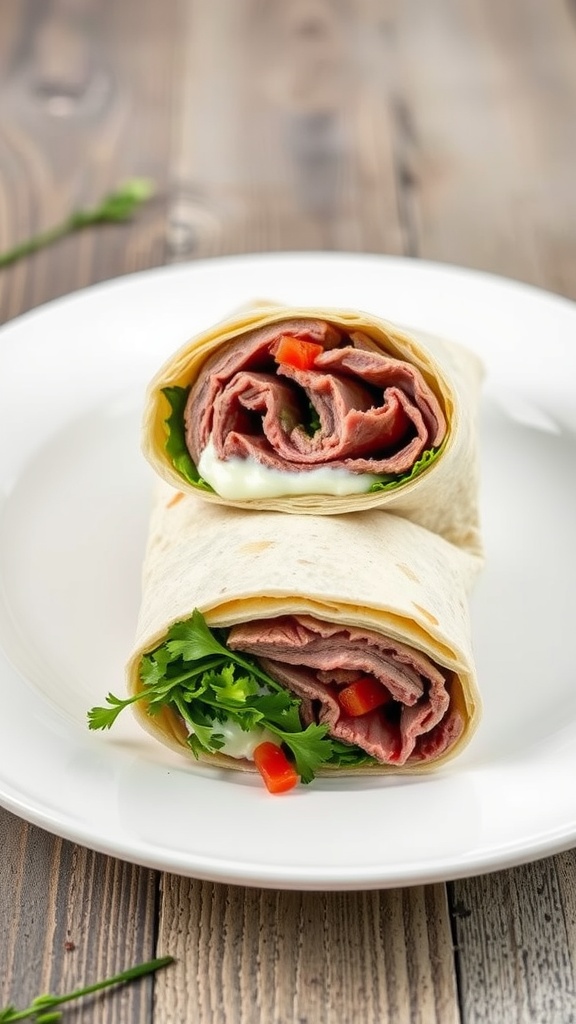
[188,719,279,761]
[198,436,379,499]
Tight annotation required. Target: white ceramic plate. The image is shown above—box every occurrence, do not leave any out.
[0,253,575,890]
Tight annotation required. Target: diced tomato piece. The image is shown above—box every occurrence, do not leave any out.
[337,677,393,718]
[274,335,324,370]
[253,742,299,794]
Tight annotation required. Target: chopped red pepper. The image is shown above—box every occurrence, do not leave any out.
[337,677,393,717]
[274,335,324,370]
[253,741,299,794]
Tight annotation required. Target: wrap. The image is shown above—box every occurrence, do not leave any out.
[124,485,482,780]
[142,304,483,555]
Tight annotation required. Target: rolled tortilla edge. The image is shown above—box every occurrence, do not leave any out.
[125,600,481,779]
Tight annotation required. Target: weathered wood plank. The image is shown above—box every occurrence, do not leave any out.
[451,852,576,1024]
[0,0,176,325]
[391,0,576,297]
[167,0,407,259]
[155,879,460,1024]
[0,809,160,1023]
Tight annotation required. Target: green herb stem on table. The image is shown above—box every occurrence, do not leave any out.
[0,179,155,269]
[0,956,174,1023]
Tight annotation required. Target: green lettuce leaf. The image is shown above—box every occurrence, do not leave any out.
[161,386,213,491]
[368,444,443,493]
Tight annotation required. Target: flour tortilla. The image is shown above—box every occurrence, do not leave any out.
[142,304,484,556]
[126,485,482,776]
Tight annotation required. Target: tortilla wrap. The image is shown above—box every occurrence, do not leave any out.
[142,304,483,555]
[125,485,482,777]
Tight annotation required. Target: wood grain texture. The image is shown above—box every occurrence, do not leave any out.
[1,0,576,1022]
[155,879,460,1024]
[0,809,160,1022]
[451,853,576,1024]
[389,0,576,297]
[0,0,175,325]
[167,0,407,258]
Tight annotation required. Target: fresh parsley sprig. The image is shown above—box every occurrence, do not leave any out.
[0,956,174,1022]
[88,609,342,784]
[0,179,155,269]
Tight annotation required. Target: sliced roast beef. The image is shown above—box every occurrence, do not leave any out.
[184,318,446,477]
[227,615,457,766]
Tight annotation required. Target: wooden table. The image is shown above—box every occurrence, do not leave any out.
[1,1,576,1021]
